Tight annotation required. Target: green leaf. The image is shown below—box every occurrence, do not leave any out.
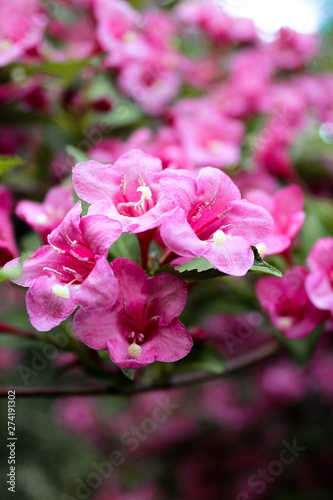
[0,258,24,283]
[19,59,94,84]
[107,100,142,127]
[170,248,282,281]
[177,256,214,273]
[66,145,90,163]
[121,368,135,381]
[250,247,283,277]
[277,325,323,366]
[0,155,24,175]
[109,233,140,261]
[173,256,222,280]
[175,345,226,374]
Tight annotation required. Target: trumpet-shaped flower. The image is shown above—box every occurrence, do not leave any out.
[159,167,273,276]
[73,149,174,234]
[7,202,122,331]
[74,258,192,368]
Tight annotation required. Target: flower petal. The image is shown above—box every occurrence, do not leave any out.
[205,236,254,276]
[73,160,120,204]
[160,208,209,258]
[142,273,187,326]
[26,276,77,331]
[306,270,333,312]
[223,199,273,244]
[74,257,119,311]
[79,214,122,256]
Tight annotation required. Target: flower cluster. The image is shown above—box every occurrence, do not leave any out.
[1,0,333,376]
[5,147,275,368]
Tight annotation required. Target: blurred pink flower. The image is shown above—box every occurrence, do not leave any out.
[246,184,305,256]
[16,185,74,244]
[172,100,244,168]
[74,258,192,368]
[306,238,333,314]
[256,266,325,339]
[176,0,258,45]
[117,54,181,115]
[0,185,19,266]
[94,0,144,65]
[56,397,98,436]
[0,0,47,67]
[258,360,307,404]
[0,346,22,371]
[267,28,318,70]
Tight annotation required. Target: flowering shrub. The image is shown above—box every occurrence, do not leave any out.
[0,0,333,498]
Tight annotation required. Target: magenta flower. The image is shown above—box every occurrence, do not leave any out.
[246,185,305,256]
[94,0,144,66]
[0,185,19,266]
[305,238,333,314]
[268,28,318,70]
[7,202,122,331]
[176,0,257,45]
[159,167,273,276]
[74,258,192,368]
[16,185,73,244]
[173,101,244,168]
[0,0,47,67]
[73,149,173,234]
[256,266,325,339]
[117,55,181,115]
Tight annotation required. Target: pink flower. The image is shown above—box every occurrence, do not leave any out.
[47,14,97,60]
[141,9,178,51]
[267,28,318,70]
[7,202,122,331]
[16,185,73,244]
[219,49,273,117]
[305,238,333,313]
[172,100,244,168]
[256,266,325,339]
[176,1,258,45]
[117,54,181,115]
[74,258,192,368]
[246,185,305,256]
[258,360,307,404]
[159,167,273,276]
[254,120,297,180]
[94,0,144,66]
[90,128,192,170]
[0,346,22,371]
[73,149,174,234]
[0,185,19,267]
[0,0,47,67]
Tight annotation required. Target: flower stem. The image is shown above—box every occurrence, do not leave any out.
[0,341,281,398]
